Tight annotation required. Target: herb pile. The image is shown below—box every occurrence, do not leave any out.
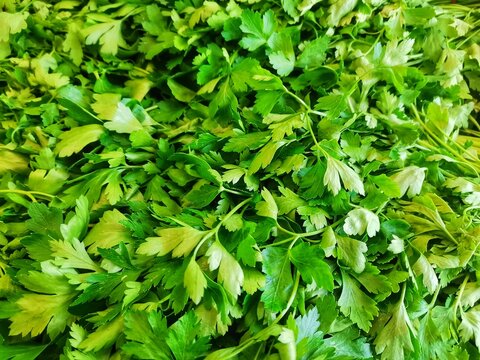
[0,0,479,359]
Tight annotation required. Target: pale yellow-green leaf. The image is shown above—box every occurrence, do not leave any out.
[167,78,196,102]
[9,293,75,338]
[336,234,368,273]
[391,166,426,198]
[461,282,480,308]
[374,300,414,360]
[343,208,380,237]
[243,268,266,295]
[187,1,221,28]
[0,12,27,42]
[63,21,83,65]
[103,102,144,134]
[248,141,282,175]
[91,93,122,120]
[30,54,70,88]
[28,169,69,195]
[255,188,278,219]
[412,254,438,294]
[79,316,124,352]
[324,156,364,195]
[50,238,100,272]
[84,209,131,254]
[206,241,244,298]
[0,40,10,59]
[82,21,127,55]
[55,124,105,157]
[459,307,480,348]
[184,258,207,304]
[137,226,206,257]
[327,0,358,27]
[125,78,153,101]
[0,150,29,174]
[223,214,243,232]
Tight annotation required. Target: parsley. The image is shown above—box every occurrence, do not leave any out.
[0,0,479,359]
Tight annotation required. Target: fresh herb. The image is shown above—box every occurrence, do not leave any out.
[0,0,479,359]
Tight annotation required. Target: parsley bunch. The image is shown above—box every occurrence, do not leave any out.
[0,0,479,359]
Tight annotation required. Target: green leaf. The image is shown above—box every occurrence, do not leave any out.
[290,242,334,291]
[328,0,358,26]
[60,196,90,242]
[268,31,295,76]
[0,337,48,360]
[373,299,414,360]
[206,241,244,298]
[261,247,293,312]
[184,258,207,304]
[168,78,196,102]
[26,203,63,238]
[239,9,276,51]
[256,188,278,219]
[166,311,211,360]
[324,157,365,196]
[137,227,207,258]
[123,310,171,360]
[9,293,75,338]
[83,209,131,255]
[338,272,378,332]
[390,166,426,198]
[82,21,127,55]
[0,150,28,174]
[343,208,380,238]
[50,238,100,271]
[0,12,27,42]
[55,124,105,157]
[336,234,368,273]
[297,36,329,69]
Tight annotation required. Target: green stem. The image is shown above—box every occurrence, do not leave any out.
[452,275,469,325]
[0,189,55,202]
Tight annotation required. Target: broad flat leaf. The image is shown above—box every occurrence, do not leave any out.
[0,339,47,360]
[324,157,365,196]
[0,150,28,174]
[261,247,293,312]
[297,36,329,69]
[84,209,131,254]
[50,238,100,272]
[328,0,358,26]
[412,254,438,294]
[374,300,414,360]
[458,307,480,348]
[184,258,207,304]
[166,311,211,360]
[343,208,380,237]
[26,203,63,238]
[103,102,144,134]
[391,166,426,198]
[338,272,378,332]
[290,242,334,291]
[9,293,75,338]
[55,124,105,157]
[0,12,27,42]
[123,310,171,359]
[336,234,368,273]
[60,196,90,242]
[239,9,276,51]
[79,316,124,352]
[206,241,244,298]
[256,188,278,219]
[138,227,207,258]
[82,21,127,55]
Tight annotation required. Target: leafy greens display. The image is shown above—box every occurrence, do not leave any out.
[0,0,480,359]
